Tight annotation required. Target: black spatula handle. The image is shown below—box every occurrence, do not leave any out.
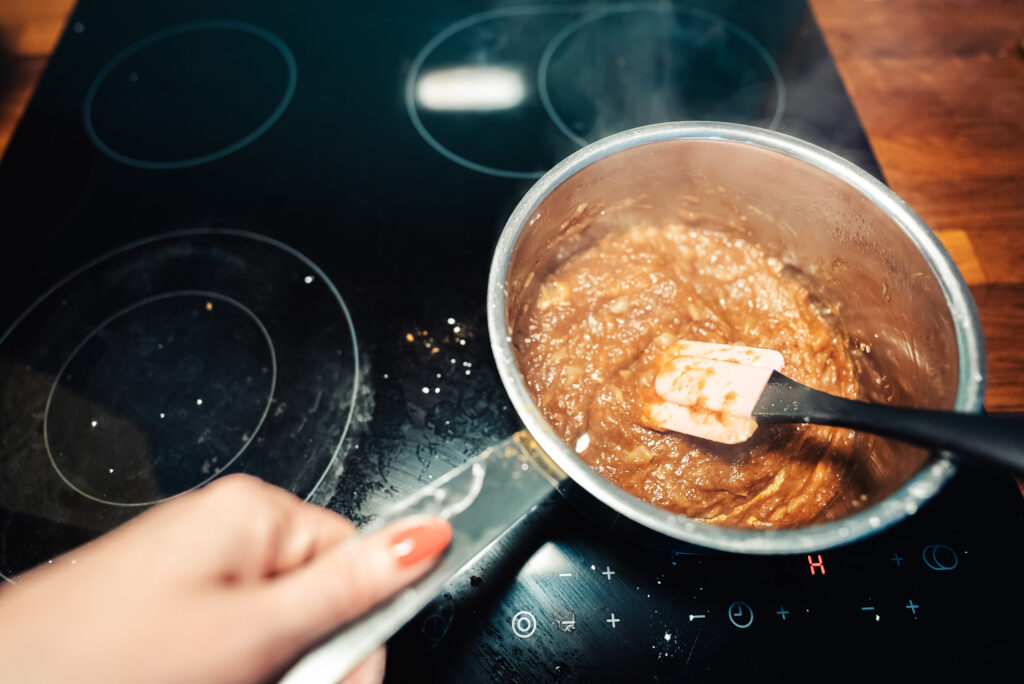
[754,371,1024,477]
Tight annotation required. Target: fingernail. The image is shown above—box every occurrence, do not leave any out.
[389,518,453,568]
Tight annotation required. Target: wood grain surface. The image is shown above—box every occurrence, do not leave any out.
[811,0,1024,413]
[1,0,1022,411]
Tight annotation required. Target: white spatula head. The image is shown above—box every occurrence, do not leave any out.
[659,340,785,371]
[644,401,759,445]
[655,356,774,416]
[642,341,785,444]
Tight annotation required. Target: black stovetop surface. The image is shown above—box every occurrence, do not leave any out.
[0,1,1018,680]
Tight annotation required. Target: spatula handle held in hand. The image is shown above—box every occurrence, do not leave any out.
[756,372,1024,477]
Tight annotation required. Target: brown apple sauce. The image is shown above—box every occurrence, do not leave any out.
[514,224,870,528]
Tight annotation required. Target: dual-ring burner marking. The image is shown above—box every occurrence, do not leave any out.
[0,229,359,510]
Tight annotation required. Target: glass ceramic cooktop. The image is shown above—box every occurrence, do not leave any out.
[0,1,1017,680]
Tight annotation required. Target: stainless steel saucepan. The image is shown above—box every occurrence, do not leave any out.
[280,122,984,682]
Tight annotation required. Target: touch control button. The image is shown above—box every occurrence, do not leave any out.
[728,601,754,629]
[511,610,537,638]
[553,608,576,632]
[922,544,959,571]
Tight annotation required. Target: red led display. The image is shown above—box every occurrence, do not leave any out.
[807,554,826,575]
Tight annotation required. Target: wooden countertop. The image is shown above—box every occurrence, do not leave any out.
[810,0,1024,414]
[1,0,1022,412]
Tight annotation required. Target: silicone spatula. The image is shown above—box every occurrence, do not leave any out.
[645,341,1024,476]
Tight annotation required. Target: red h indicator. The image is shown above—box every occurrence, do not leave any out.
[807,554,826,575]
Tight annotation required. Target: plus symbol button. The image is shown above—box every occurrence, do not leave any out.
[606,613,620,628]
[776,606,790,620]
[891,553,904,567]
[906,600,919,615]
[602,566,615,580]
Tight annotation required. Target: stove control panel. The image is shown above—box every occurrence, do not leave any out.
[388,474,1020,682]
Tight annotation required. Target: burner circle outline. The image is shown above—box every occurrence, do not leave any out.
[82,20,298,170]
[405,4,584,180]
[42,290,278,507]
[537,2,787,147]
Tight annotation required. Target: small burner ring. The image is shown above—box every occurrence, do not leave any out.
[42,290,277,507]
[83,20,297,169]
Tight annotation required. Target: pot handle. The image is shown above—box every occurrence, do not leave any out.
[277,431,564,683]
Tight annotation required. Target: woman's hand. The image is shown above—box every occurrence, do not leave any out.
[0,474,452,684]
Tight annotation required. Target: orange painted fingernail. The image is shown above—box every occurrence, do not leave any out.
[389,519,453,568]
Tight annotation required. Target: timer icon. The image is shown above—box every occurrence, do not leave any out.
[728,601,754,629]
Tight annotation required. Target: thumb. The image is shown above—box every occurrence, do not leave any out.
[266,516,452,647]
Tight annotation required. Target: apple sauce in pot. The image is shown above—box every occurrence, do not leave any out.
[513,223,874,528]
